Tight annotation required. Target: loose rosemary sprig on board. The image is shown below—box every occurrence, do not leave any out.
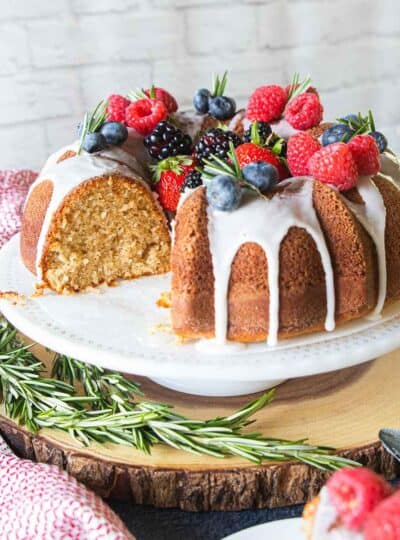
[0,319,358,470]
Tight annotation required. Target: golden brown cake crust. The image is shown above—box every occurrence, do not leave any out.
[171,178,400,343]
[20,180,54,275]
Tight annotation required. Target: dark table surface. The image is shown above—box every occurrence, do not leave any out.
[110,501,304,540]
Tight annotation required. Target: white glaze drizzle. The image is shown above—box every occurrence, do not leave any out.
[380,150,400,185]
[29,152,151,279]
[172,111,207,141]
[340,176,387,318]
[206,178,335,346]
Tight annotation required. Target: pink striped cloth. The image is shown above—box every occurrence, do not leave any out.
[0,170,134,539]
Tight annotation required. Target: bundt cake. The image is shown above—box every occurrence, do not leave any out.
[171,172,400,345]
[21,143,170,293]
[19,73,400,348]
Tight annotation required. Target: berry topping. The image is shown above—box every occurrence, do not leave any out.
[235,142,279,170]
[106,94,130,123]
[348,134,380,176]
[193,72,236,120]
[99,122,128,146]
[242,161,279,192]
[208,95,236,120]
[326,468,392,531]
[125,98,168,136]
[144,86,178,113]
[82,132,107,153]
[243,122,272,144]
[285,92,323,130]
[194,128,241,164]
[287,132,321,176]
[365,491,400,540]
[370,131,388,153]
[153,156,194,212]
[321,124,355,146]
[143,121,193,161]
[343,113,360,125]
[308,142,358,191]
[193,88,211,114]
[246,85,287,123]
[180,170,203,192]
[206,174,242,212]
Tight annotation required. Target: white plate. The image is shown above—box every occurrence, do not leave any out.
[2,234,400,396]
[223,518,302,539]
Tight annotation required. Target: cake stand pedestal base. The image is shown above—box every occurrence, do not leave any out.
[1,338,400,511]
[150,377,287,396]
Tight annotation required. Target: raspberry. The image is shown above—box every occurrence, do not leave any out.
[365,491,400,540]
[348,134,380,176]
[246,85,287,123]
[235,142,287,180]
[125,98,168,136]
[285,93,323,130]
[106,94,130,123]
[145,87,178,114]
[326,468,392,531]
[154,157,194,212]
[308,142,358,191]
[287,132,321,176]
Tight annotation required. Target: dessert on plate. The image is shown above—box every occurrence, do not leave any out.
[303,467,400,539]
[19,74,400,345]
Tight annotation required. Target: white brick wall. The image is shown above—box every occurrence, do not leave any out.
[1,0,399,169]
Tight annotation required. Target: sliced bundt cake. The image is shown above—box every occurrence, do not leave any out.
[21,149,170,293]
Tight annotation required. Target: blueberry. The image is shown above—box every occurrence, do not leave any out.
[206,174,242,211]
[242,161,279,192]
[193,88,211,114]
[83,132,108,153]
[343,113,359,125]
[208,96,236,120]
[99,122,128,146]
[322,124,354,146]
[370,131,388,153]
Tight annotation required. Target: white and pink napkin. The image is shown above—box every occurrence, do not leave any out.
[0,169,134,539]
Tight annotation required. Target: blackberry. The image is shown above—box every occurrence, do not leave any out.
[243,122,272,144]
[143,121,193,161]
[194,128,242,164]
[181,170,203,193]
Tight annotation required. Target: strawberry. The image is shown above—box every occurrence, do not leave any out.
[106,94,130,123]
[145,86,178,114]
[287,132,321,176]
[285,93,323,130]
[154,156,194,212]
[308,142,358,191]
[326,468,392,531]
[365,491,400,540]
[235,142,287,181]
[125,98,168,136]
[348,134,380,176]
[246,85,287,123]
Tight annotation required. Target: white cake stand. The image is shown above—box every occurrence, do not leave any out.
[1,234,400,396]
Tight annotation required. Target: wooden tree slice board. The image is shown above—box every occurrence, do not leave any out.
[0,339,399,511]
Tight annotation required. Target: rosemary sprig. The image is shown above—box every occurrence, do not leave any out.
[212,71,228,97]
[77,100,108,155]
[287,72,312,102]
[0,319,359,470]
[127,85,155,101]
